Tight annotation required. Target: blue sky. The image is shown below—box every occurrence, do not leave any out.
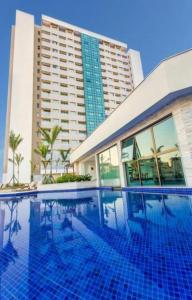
[0,0,192,179]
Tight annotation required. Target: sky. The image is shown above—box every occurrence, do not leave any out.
[0,0,192,180]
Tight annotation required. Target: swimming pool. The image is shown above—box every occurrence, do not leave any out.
[0,189,192,299]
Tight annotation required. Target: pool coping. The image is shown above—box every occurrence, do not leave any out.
[0,185,192,198]
[0,186,113,198]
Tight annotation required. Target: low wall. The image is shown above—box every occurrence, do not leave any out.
[37,180,97,191]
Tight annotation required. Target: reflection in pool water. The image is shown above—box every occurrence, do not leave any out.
[0,190,192,299]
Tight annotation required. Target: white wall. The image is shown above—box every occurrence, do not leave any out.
[3,10,35,183]
[128,49,144,87]
[173,98,192,186]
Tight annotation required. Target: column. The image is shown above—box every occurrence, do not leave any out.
[95,154,100,187]
[117,141,126,187]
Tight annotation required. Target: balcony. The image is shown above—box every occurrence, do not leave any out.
[41,65,50,73]
[41,120,51,128]
[41,111,51,118]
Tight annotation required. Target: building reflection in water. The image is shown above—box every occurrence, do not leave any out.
[0,206,5,250]
[28,193,97,298]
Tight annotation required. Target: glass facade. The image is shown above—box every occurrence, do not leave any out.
[122,116,185,186]
[98,146,120,187]
[81,34,105,135]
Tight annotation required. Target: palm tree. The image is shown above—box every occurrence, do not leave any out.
[34,143,49,180]
[55,158,60,174]
[15,153,24,184]
[30,160,37,182]
[59,149,70,174]
[39,126,62,177]
[8,131,23,185]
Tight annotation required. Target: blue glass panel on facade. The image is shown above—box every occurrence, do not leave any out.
[81,34,105,135]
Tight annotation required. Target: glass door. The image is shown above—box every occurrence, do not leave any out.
[125,161,141,186]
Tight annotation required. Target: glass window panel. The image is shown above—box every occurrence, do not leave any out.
[139,158,160,186]
[153,117,178,152]
[158,151,185,185]
[135,129,153,158]
[125,161,141,186]
[122,138,134,161]
[99,146,120,187]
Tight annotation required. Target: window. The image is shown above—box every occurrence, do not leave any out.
[98,145,120,187]
[135,129,153,158]
[158,151,185,185]
[122,116,185,186]
[153,117,178,152]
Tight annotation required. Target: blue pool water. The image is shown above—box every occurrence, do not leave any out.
[0,190,192,300]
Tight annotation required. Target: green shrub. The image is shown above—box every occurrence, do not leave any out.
[55,173,91,184]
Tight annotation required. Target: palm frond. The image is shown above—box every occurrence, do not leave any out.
[15,153,24,166]
[38,127,52,144]
[59,149,70,162]
[51,126,62,146]
[34,143,49,160]
[9,131,23,152]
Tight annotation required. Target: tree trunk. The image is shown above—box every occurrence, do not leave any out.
[50,146,53,176]
[18,166,19,184]
[13,151,15,185]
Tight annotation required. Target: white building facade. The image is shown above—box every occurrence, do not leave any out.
[70,50,192,187]
[3,10,143,183]
[3,11,143,182]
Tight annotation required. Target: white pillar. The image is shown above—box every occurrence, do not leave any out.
[117,141,126,187]
[95,154,100,187]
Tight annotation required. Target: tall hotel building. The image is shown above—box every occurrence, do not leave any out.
[3,10,143,183]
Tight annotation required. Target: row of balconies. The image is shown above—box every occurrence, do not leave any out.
[100,56,129,68]
[41,67,130,85]
[41,80,84,90]
[103,94,126,102]
[41,62,83,73]
[41,49,82,61]
[41,56,83,68]
[99,44,126,56]
[41,103,85,113]
[41,41,82,57]
[102,69,131,79]
[41,59,128,77]
[41,85,84,97]
[102,77,131,86]
[41,115,85,129]
[41,26,81,42]
[41,93,84,103]
[41,73,84,83]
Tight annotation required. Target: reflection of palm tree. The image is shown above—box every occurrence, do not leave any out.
[161,197,175,218]
[0,200,20,274]
[12,206,22,235]
[4,200,21,239]
[150,145,164,154]
[41,201,55,240]
[104,204,109,218]
[61,216,73,231]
